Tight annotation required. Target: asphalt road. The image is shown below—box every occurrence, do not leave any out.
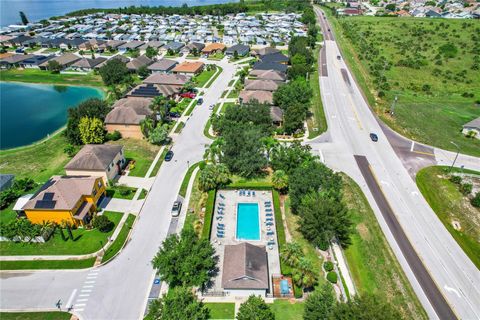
[0,59,236,320]
[310,6,480,319]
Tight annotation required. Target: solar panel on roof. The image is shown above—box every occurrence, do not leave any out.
[34,200,56,209]
[43,192,54,201]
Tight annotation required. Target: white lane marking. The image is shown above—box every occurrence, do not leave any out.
[86,276,97,280]
[319,149,325,164]
[410,141,415,152]
[79,294,90,297]
[85,281,96,284]
[66,289,77,308]
[444,285,461,298]
[411,191,419,196]
[81,289,92,293]
[76,299,88,302]
[75,309,84,312]
[88,272,98,276]
[83,285,94,288]
[75,303,86,307]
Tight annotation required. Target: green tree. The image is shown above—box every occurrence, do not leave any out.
[270,142,316,174]
[138,65,150,78]
[273,77,312,110]
[19,11,29,25]
[292,257,318,288]
[198,164,231,192]
[280,241,302,266]
[385,3,396,11]
[66,98,110,144]
[203,138,225,164]
[92,215,113,232]
[303,283,335,320]
[237,295,275,320]
[151,227,217,288]
[283,103,307,134]
[298,191,352,249]
[47,60,62,73]
[146,286,209,320]
[145,46,159,59]
[330,294,403,320]
[148,124,169,145]
[99,58,131,86]
[140,118,155,138]
[78,117,105,144]
[233,50,239,60]
[272,170,288,191]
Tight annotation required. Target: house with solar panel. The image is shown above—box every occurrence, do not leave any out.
[21,176,106,227]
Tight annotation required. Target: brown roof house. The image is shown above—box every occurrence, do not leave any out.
[144,73,190,86]
[105,97,153,139]
[39,53,81,70]
[147,58,178,73]
[172,61,205,75]
[70,57,107,71]
[126,55,153,72]
[127,83,181,99]
[244,79,281,92]
[222,243,269,296]
[202,43,226,55]
[249,69,287,82]
[64,144,125,184]
[239,90,274,105]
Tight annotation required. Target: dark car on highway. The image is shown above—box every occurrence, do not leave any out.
[165,150,174,161]
[197,97,204,105]
[370,133,379,142]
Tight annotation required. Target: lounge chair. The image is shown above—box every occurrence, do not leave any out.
[267,241,275,246]
[266,231,274,236]
[219,194,225,199]
[266,222,273,226]
[266,213,273,217]
[217,230,225,234]
[217,234,224,238]
[265,209,272,212]
[217,225,225,229]
[216,216,223,221]
[252,191,256,197]
[266,218,273,222]
[247,190,251,196]
[268,245,273,250]
[218,223,225,227]
[218,203,225,207]
[265,201,271,204]
[265,204,271,207]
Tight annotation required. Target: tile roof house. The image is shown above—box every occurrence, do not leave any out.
[239,90,274,105]
[105,97,153,139]
[39,53,81,70]
[71,57,107,71]
[126,55,153,71]
[244,79,281,92]
[22,175,106,227]
[144,73,190,85]
[202,42,226,54]
[225,44,250,56]
[64,144,125,184]
[222,243,269,296]
[147,58,178,73]
[172,61,205,75]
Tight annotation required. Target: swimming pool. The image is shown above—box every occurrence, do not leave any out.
[236,203,260,240]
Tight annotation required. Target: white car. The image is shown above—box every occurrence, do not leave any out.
[171,201,182,217]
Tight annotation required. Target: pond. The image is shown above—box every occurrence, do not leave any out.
[0,82,103,150]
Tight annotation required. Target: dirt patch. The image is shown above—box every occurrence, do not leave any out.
[452,220,462,231]
[356,223,370,240]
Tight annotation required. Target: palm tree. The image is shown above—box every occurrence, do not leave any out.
[293,257,318,289]
[262,136,278,161]
[280,241,303,267]
[203,138,224,164]
[272,170,288,191]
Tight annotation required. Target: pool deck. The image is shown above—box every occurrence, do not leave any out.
[208,189,281,296]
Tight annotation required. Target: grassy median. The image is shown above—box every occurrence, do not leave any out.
[0,311,72,320]
[101,214,136,263]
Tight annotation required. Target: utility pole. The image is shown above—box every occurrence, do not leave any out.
[390,95,398,116]
[449,141,460,172]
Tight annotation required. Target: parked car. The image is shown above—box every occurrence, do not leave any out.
[171,200,182,217]
[165,150,174,161]
[337,55,341,60]
[197,97,204,105]
[180,92,196,99]
[169,112,181,118]
[369,133,378,142]
[209,104,215,110]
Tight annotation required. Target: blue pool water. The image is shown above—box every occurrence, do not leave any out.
[236,203,260,240]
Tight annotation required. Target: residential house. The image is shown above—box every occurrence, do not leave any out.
[186,42,205,54]
[222,243,269,297]
[95,54,130,69]
[201,42,226,55]
[139,41,164,50]
[172,61,204,75]
[260,52,289,64]
[270,106,284,126]
[252,47,280,57]
[18,55,54,68]
[99,40,126,52]
[225,44,250,57]
[127,83,181,99]
[144,73,190,86]
[244,79,281,92]
[126,55,153,72]
[0,54,35,69]
[252,60,288,73]
[78,39,107,51]
[239,90,273,105]
[162,41,185,53]
[0,174,14,191]
[39,53,81,70]
[462,117,480,139]
[64,144,125,184]
[249,69,286,82]
[147,58,178,73]
[104,97,153,139]
[70,57,107,71]
[22,175,106,227]
[118,40,144,52]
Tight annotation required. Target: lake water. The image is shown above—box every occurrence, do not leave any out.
[0,82,103,149]
[0,0,236,27]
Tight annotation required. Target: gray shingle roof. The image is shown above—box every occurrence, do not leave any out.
[64,144,123,171]
[147,58,178,71]
[105,97,153,125]
[463,117,480,130]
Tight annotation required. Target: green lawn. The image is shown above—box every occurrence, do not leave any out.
[174,121,185,134]
[0,132,70,184]
[0,68,104,87]
[150,147,169,177]
[307,47,327,139]
[179,162,200,197]
[271,300,304,320]
[341,174,427,319]
[206,66,223,88]
[184,100,198,116]
[108,138,160,177]
[0,312,71,320]
[205,302,235,319]
[207,52,225,60]
[201,190,216,239]
[321,7,480,156]
[0,257,95,270]
[0,212,123,256]
[195,68,217,88]
[138,189,148,200]
[228,175,272,188]
[101,214,136,263]
[106,185,137,200]
[416,166,480,269]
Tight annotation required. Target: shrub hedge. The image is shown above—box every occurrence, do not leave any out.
[327,271,338,284]
[201,190,216,239]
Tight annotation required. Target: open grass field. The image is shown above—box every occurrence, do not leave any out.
[341,174,427,319]
[108,138,160,177]
[0,131,69,184]
[0,68,104,87]
[204,302,235,319]
[271,300,304,320]
[0,211,123,256]
[322,6,480,156]
[195,67,217,88]
[0,312,71,320]
[416,166,480,269]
